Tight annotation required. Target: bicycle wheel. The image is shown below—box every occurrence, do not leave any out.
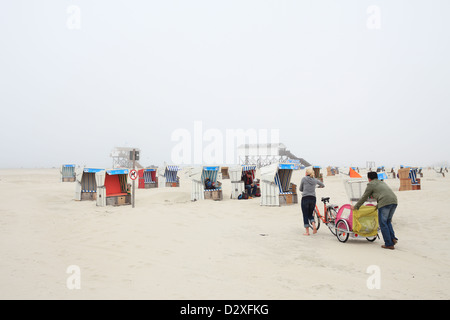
[336,219,349,243]
[366,235,378,242]
[309,208,321,231]
[327,207,338,235]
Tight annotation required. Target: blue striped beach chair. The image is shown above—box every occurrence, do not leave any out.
[201,166,222,192]
[275,166,293,195]
[261,163,299,206]
[161,165,180,187]
[144,170,156,184]
[409,168,421,189]
[75,168,104,200]
[190,166,222,201]
[139,168,158,188]
[61,164,76,182]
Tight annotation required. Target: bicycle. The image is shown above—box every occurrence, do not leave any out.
[309,197,339,235]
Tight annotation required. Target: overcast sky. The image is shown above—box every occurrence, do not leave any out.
[1,0,449,169]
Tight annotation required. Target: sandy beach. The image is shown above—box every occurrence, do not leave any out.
[0,168,449,300]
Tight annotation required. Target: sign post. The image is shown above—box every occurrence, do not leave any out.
[129,149,138,208]
[129,168,138,209]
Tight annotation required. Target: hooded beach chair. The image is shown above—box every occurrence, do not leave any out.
[158,165,181,188]
[260,163,299,206]
[389,167,396,179]
[74,167,104,201]
[138,168,158,188]
[96,169,131,206]
[398,167,421,191]
[61,164,76,182]
[377,172,388,181]
[376,166,385,173]
[229,165,257,199]
[326,166,336,176]
[313,166,323,182]
[409,167,421,190]
[190,166,222,201]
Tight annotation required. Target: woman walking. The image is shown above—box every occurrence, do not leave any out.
[300,168,325,235]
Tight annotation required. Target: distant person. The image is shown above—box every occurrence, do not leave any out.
[300,168,324,236]
[244,171,257,198]
[351,171,398,250]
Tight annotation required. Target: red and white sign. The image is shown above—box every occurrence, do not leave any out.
[129,169,138,180]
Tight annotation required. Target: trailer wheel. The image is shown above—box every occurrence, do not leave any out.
[336,220,349,243]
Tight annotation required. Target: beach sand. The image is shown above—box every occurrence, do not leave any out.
[0,168,449,300]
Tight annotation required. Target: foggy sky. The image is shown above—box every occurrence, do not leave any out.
[1,0,449,169]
